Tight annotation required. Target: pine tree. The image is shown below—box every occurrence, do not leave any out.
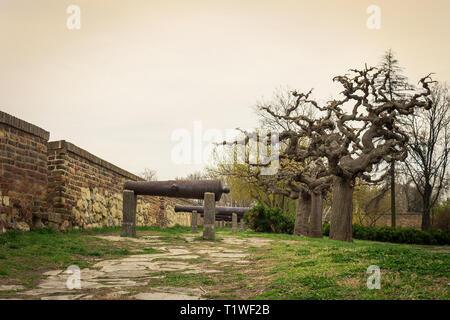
[377,49,413,228]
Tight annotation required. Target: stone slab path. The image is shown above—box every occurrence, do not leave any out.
[1,233,271,300]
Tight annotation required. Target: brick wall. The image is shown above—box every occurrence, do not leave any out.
[0,110,425,233]
[0,110,193,233]
[374,212,422,228]
[0,111,49,232]
[47,140,193,230]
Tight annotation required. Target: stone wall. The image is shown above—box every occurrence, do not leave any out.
[374,212,422,228]
[0,110,193,232]
[47,140,193,230]
[0,108,424,233]
[0,111,49,232]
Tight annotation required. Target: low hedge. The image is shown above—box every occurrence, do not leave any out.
[244,204,294,234]
[322,223,450,245]
[245,204,450,245]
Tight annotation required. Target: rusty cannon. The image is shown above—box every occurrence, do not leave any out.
[123,180,229,201]
[121,179,230,239]
[174,205,250,234]
[174,205,247,221]
[174,205,249,215]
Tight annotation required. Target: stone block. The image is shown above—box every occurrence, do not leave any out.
[202,192,215,240]
[232,213,238,234]
[191,210,198,232]
[48,212,62,223]
[15,221,30,232]
[121,190,136,237]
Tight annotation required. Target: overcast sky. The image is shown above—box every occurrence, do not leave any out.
[1,0,449,180]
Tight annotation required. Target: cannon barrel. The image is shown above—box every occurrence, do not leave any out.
[123,180,230,201]
[174,205,250,215]
[205,214,232,221]
[215,216,234,222]
[199,213,243,221]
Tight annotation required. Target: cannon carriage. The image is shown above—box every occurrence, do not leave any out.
[174,205,249,221]
[121,179,230,239]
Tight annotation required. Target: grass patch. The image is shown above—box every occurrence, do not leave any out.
[0,228,133,286]
[248,233,450,300]
[147,272,218,287]
[0,225,448,300]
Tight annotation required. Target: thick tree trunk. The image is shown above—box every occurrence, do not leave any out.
[309,192,323,238]
[293,191,311,236]
[422,208,431,231]
[421,184,432,231]
[390,161,396,228]
[330,176,354,242]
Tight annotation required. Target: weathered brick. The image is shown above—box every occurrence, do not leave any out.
[1,112,48,229]
[1,111,194,232]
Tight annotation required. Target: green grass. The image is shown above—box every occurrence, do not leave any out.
[0,225,209,287]
[239,231,449,300]
[0,227,157,286]
[136,225,193,235]
[134,247,164,255]
[0,226,448,299]
[147,272,218,287]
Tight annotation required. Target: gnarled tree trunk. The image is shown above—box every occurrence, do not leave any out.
[293,191,311,236]
[330,176,353,242]
[309,192,323,238]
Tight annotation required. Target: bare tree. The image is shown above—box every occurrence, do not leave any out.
[215,66,433,242]
[218,89,331,238]
[243,157,331,238]
[255,89,331,237]
[323,68,432,241]
[353,181,390,226]
[140,168,158,181]
[402,82,450,230]
[277,159,331,238]
[254,86,316,132]
[175,170,208,181]
[376,49,413,227]
[256,67,432,241]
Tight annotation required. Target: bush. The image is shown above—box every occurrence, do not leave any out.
[432,199,450,231]
[244,204,294,234]
[322,223,330,236]
[244,204,450,245]
[321,223,450,245]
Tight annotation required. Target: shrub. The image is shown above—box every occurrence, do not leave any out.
[322,223,450,245]
[244,204,294,234]
[245,205,450,245]
[432,199,450,231]
[322,223,330,236]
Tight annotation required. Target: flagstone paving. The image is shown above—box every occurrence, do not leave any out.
[0,233,272,300]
